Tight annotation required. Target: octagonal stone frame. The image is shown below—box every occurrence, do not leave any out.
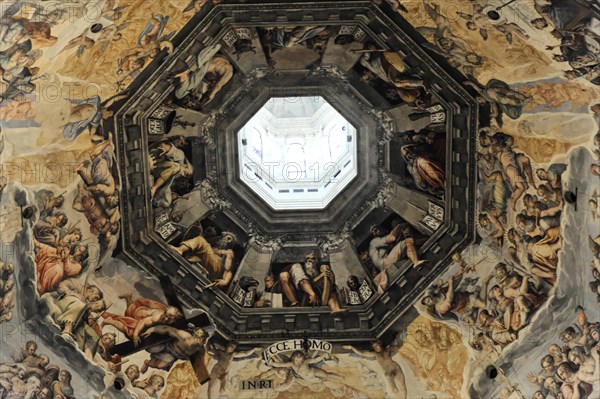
[214,73,379,235]
[111,0,481,344]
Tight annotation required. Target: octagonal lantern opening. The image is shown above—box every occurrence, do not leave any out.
[237,96,358,210]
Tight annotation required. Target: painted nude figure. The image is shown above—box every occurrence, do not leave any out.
[344,335,407,397]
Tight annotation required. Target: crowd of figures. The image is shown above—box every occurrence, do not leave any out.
[414,0,600,86]
[0,340,75,399]
[452,103,569,352]
[526,308,599,399]
[250,250,348,314]
[0,1,134,123]
[588,103,600,305]
[0,258,15,324]
[415,91,568,354]
[57,3,178,86]
[0,2,57,121]
[223,215,427,313]
[0,0,176,125]
[535,0,600,85]
[421,255,546,351]
[38,274,214,399]
[32,133,120,295]
[1,0,598,398]
[397,322,465,397]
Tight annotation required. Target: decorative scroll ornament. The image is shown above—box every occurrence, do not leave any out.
[318,222,354,255]
[247,223,284,252]
[198,115,216,149]
[199,179,231,211]
[369,172,394,210]
[373,110,396,143]
[308,65,346,80]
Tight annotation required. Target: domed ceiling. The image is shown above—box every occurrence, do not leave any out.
[0,1,598,399]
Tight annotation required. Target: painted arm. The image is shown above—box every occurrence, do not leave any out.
[386,224,403,245]
[141,324,186,340]
[540,201,563,218]
[132,314,162,346]
[233,347,261,358]
[445,275,455,304]
[72,183,87,213]
[108,208,121,226]
[214,249,234,287]
[342,345,376,359]
[203,59,233,104]
[306,355,326,365]
[88,171,116,197]
[269,361,292,369]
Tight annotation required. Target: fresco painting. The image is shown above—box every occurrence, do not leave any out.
[0,1,598,398]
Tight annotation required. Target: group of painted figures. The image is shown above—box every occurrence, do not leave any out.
[421,254,547,351]
[142,0,577,352]
[536,0,600,84]
[162,213,428,316]
[0,0,598,398]
[589,104,600,305]
[526,308,599,399]
[40,278,208,398]
[0,258,14,324]
[0,2,56,120]
[32,133,120,298]
[448,132,565,351]
[0,341,75,399]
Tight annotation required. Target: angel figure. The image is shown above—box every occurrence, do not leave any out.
[58,23,128,58]
[61,91,128,142]
[96,23,129,52]
[267,351,343,386]
[172,43,234,108]
[343,333,407,397]
[416,2,483,76]
[465,79,529,126]
[456,4,530,44]
[117,14,174,79]
[420,268,492,324]
[256,367,294,392]
[101,0,129,22]
[59,33,95,58]
[137,14,174,49]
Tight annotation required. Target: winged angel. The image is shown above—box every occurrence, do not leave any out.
[416,2,483,77]
[258,350,361,397]
[58,0,129,58]
[456,3,530,44]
